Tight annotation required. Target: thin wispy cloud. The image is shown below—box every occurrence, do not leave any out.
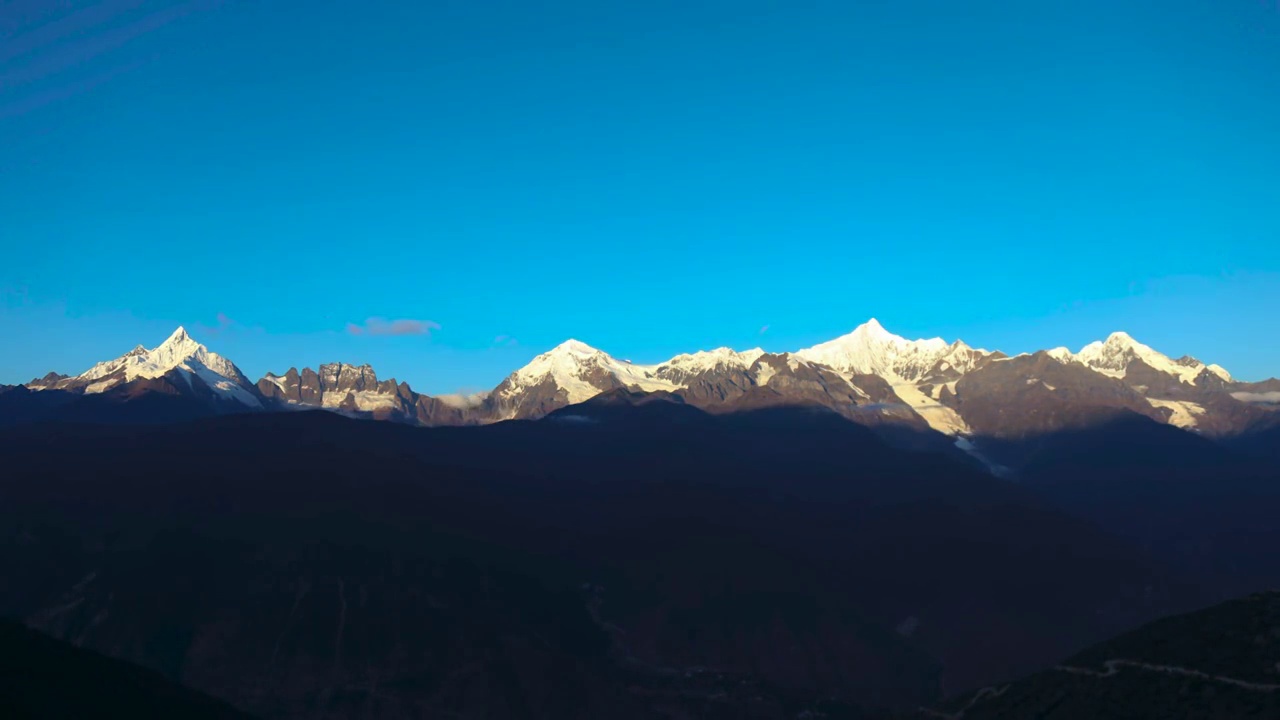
[759,324,770,335]
[192,312,268,340]
[0,56,148,120]
[1,0,148,64]
[197,312,235,336]
[0,0,222,119]
[347,317,440,337]
[1,284,31,307]
[493,334,519,347]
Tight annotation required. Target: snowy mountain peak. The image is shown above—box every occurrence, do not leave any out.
[41,326,261,406]
[1046,347,1073,361]
[148,326,209,371]
[795,320,951,381]
[547,339,602,357]
[1072,332,1231,385]
[855,317,891,338]
[498,340,673,406]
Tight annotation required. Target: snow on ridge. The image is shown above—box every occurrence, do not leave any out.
[889,381,970,435]
[502,339,771,405]
[1206,364,1232,382]
[661,346,766,373]
[262,373,290,392]
[320,389,400,412]
[1146,397,1206,428]
[500,320,1000,437]
[1046,347,1073,362]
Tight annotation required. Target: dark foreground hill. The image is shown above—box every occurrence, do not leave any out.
[0,396,1196,718]
[0,618,255,719]
[912,591,1280,720]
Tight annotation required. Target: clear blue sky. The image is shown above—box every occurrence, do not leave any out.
[2,0,1278,392]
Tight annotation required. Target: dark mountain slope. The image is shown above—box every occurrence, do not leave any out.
[995,415,1280,601]
[0,399,1192,715]
[915,591,1280,720]
[1227,422,1280,464]
[0,380,250,426]
[0,617,255,719]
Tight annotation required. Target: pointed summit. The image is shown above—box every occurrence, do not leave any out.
[148,326,207,369]
[856,317,890,336]
[548,339,601,356]
[48,325,261,406]
[796,319,950,380]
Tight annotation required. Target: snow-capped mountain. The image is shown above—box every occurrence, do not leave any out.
[788,319,1003,436]
[27,327,261,407]
[484,331,948,435]
[794,318,998,383]
[1050,332,1232,386]
[470,320,1276,442]
[485,339,679,420]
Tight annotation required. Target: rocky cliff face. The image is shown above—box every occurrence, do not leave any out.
[258,363,420,422]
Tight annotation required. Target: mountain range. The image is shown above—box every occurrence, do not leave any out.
[3,320,1280,718]
[8,319,1279,471]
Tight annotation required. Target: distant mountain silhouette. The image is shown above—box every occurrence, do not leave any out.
[982,414,1280,600]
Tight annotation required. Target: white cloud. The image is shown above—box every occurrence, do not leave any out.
[1231,391,1280,405]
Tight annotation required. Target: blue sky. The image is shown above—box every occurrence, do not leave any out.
[2,0,1278,392]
